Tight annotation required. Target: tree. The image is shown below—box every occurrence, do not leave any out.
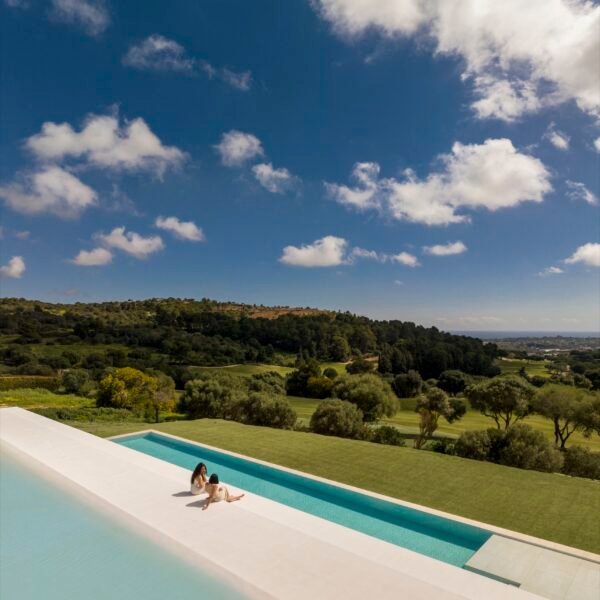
[329,335,351,362]
[345,357,375,374]
[305,376,334,399]
[97,367,157,413]
[371,425,405,447]
[392,370,423,398]
[465,376,535,429]
[60,368,91,395]
[238,393,297,429]
[323,367,338,380]
[285,358,321,397]
[414,387,466,449]
[178,377,242,419]
[531,384,600,449]
[332,374,398,422]
[454,430,492,461]
[437,370,469,395]
[149,373,176,423]
[310,399,364,438]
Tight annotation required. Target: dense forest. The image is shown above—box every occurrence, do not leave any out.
[0,298,500,379]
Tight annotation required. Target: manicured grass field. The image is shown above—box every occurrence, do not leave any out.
[287,396,600,451]
[191,362,348,377]
[497,358,551,378]
[0,388,93,409]
[68,418,600,554]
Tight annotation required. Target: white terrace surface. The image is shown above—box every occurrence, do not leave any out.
[0,408,566,600]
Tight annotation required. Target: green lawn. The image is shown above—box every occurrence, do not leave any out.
[497,358,550,378]
[0,388,93,409]
[191,362,348,377]
[68,418,600,554]
[286,396,600,451]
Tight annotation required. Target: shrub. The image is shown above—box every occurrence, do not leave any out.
[332,373,398,422]
[371,425,405,447]
[345,357,375,374]
[429,438,455,454]
[323,367,338,380]
[178,377,242,419]
[437,370,470,395]
[248,372,286,395]
[305,375,334,399]
[392,370,423,398]
[14,362,55,376]
[0,375,58,391]
[454,430,492,461]
[237,393,297,429]
[32,407,138,422]
[310,399,364,439]
[60,369,92,395]
[498,424,563,473]
[562,446,600,480]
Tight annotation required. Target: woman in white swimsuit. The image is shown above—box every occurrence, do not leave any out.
[190,462,208,495]
[203,474,244,510]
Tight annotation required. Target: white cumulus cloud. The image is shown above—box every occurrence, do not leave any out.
[97,226,164,259]
[564,243,600,268]
[280,235,348,267]
[423,241,467,256]
[390,252,420,268]
[544,123,570,150]
[155,216,204,241]
[71,247,113,266]
[594,137,600,153]
[313,0,600,121]
[252,163,297,193]
[566,181,598,206]
[50,0,109,37]
[122,34,194,72]
[327,138,551,226]
[26,112,186,176]
[215,130,264,166]
[0,166,97,218]
[0,256,26,278]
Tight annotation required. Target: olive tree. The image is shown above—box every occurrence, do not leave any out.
[414,387,466,449]
[465,376,535,430]
[310,399,364,438]
[531,384,600,449]
[332,373,398,422]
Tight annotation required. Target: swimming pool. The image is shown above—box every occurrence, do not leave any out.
[115,431,491,567]
[0,448,247,600]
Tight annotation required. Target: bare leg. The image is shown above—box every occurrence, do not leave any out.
[226,494,245,503]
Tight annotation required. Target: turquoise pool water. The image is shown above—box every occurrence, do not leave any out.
[116,432,491,567]
[0,450,246,600]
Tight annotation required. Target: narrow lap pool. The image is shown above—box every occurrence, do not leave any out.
[115,432,491,567]
[0,449,246,600]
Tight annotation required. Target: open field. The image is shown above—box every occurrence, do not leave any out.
[0,389,93,409]
[190,362,348,377]
[287,396,600,451]
[67,418,600,553]
[497,358,551,378]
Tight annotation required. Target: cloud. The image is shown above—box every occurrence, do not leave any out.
[327,138,551,226]
[280,235,348,267]
[50,0,109,37]
[595,138,600,153]
[564,243,600,267]
[26,112,186,176]
[97,226,164,259]
[390,252,419,268]
[348,246,382,262]
[544,123,570,150]
[538,266,564,277]
[123,35,252,90]
[122,34,194,72]
[4,0,28,7]
[313,0,600,121]
[423,241,467,256]
[15,230,31,240]
[566,181,598,206]
[71,247,113,266]
[252,163,298,193]
[0,166,97,218]
[215,130,264,166]
[0,256,25,278]
[155,216,205,241]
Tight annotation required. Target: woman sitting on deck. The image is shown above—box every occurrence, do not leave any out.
[202,474,244,510]
[190,462,208,495]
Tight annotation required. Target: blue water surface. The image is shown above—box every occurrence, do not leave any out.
[0,451,247,600]
[116,432,491,567]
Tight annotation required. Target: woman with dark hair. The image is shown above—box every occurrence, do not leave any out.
[190,462,208,495]
[202,473,244,510]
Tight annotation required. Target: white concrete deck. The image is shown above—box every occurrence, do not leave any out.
[465,535,600,600]
[0,408,552,599]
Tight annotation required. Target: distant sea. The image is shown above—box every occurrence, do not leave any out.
[452,331,600,340]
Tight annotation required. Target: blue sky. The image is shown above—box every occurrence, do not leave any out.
[0,0,599,331]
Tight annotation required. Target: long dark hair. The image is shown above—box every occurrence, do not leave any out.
[209,473,219,485]
[191,462,207,484]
